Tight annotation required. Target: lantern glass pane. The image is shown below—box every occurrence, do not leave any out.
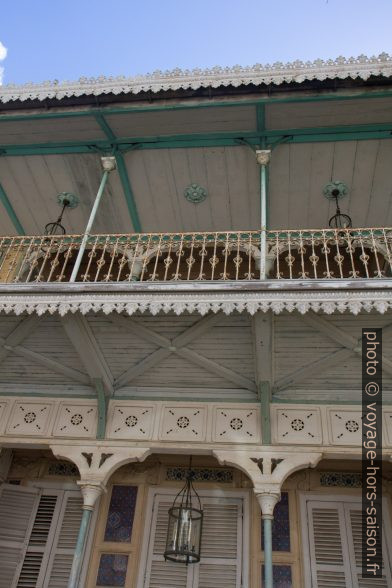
[164,506,202,563]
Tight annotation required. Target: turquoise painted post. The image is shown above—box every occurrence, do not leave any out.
[67,508,92,588]
[257,492,279,588]
[263,517,273,588]
[259,381,271,445]
[95,379,107,440]
[70,157,115,282]
[256,150,271,279]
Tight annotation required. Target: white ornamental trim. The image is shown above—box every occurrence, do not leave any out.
[0,290,391,316]
[1,54,391,103]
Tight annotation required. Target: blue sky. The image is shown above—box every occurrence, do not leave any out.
[1,0,392,84]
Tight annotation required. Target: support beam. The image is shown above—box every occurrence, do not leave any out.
[301,313,392,377]
[70,157,116,282]
[0,315,42,364]
[61,314,114,394]
[94,114,142,232]
[115,152,142,232]
[252,311,274,444]
[111,313,256,392]
[0,182,25,235]
[275,314,392,392]
[274,348,353,393]
[68,483,104,588]
[94,379,107,440]
[260,382,272,445]
[0,337,91,385]
[1,122,392,157]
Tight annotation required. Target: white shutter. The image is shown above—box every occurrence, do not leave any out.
[144,499,190,588]
[17,492,62,588]
[345,505,392,588]
[0,484,40,588]
[194,498,242,588]
[44,491,84,588]
[307,500,352,587]
[304,497,392,588]
[142,494,243,588]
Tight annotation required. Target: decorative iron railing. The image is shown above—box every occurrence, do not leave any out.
[0,228,391,284]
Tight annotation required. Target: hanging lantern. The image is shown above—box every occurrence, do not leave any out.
[323,181,352,229]
[164,462,203,564]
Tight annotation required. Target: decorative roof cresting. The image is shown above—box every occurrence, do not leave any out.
[1,53,391,104]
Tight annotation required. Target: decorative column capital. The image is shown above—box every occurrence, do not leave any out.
[78,481,106,510]
[255,490,281,519]
[256,149,271,166]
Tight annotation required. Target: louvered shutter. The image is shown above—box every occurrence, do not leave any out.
[194,497,242,588]
[0,484,40,588]
[142,494,243,588]
[44,491,84,587]
[143,499,191,588]
[345,505,392,588]
[307,500,352,587]
[17,491,62,588]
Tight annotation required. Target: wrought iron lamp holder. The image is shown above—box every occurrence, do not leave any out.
[323,181,352,229]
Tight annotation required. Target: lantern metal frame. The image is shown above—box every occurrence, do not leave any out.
[323,181,353,229]
[44,192,79,235]
[163,463,203,565]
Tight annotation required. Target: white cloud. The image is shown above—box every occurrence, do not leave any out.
[0,41,6,61]
[0,41,7,85]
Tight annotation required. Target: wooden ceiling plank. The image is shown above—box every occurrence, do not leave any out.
[0,315,42,363]
[274,347,353,392]
[115,348,172,389]
[61,315,114,394]
[176,347,257,392]
[268,144,290,229]
[252,311,274,387]
[348,140,380,226]
[111,312,253,390]
[301,312,392,377]
[0,337,90,385]
[367,140,392,226]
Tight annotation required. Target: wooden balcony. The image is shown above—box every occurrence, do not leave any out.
[0,227,391,285]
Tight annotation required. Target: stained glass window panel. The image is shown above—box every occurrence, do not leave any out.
[104,485,138,543]
[96,554,129,587]
[261,491,290,552]
[262,565,292,588]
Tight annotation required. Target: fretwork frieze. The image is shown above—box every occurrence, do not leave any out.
[0,397,391,449]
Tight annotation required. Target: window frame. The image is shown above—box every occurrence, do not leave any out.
[88,482,143,588]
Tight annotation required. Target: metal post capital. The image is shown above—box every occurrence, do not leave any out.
[255,490,281,519]
[255,149,271,166]
[78,481,106,510]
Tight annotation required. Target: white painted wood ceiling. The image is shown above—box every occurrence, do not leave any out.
[0,140,391,234]
[0,98,391,234]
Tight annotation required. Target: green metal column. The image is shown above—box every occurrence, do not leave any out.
[67,508,92,588]
[257,492,279,588]
[256,149,270,280]
[70,157,115,282]
[263,517,273,588]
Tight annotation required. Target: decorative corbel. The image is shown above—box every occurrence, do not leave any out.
[50,444,152,486]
